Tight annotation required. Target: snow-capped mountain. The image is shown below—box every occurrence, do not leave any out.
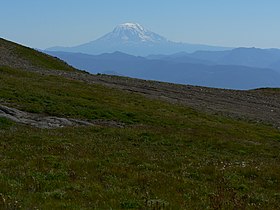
[100,23,167,43]
[47,23,230,56]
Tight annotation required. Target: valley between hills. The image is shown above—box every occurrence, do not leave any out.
[1,38,280,209]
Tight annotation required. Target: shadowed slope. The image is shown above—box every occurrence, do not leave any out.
[0,38,75,71]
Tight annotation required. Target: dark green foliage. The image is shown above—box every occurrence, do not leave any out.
[0,117,14,129]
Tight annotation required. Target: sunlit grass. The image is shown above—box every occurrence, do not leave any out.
[0,66,280,209]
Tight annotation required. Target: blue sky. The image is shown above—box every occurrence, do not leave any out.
[1,0,280,49]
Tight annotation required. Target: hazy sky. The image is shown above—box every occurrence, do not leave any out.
[1,0,280,49]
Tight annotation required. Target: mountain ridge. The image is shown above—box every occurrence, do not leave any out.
[46,50,280,90]
[177,47,280,72]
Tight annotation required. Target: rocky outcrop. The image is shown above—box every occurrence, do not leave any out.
[0,105,93,129]
[0,104,125,129]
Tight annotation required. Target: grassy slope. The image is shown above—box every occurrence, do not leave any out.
[0,66,280,209]
[0,38,75,71]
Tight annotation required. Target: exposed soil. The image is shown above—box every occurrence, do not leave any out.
[91,75,280,128]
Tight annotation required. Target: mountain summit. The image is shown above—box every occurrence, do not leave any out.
[100,23,167,43]
[47,23,230,56]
